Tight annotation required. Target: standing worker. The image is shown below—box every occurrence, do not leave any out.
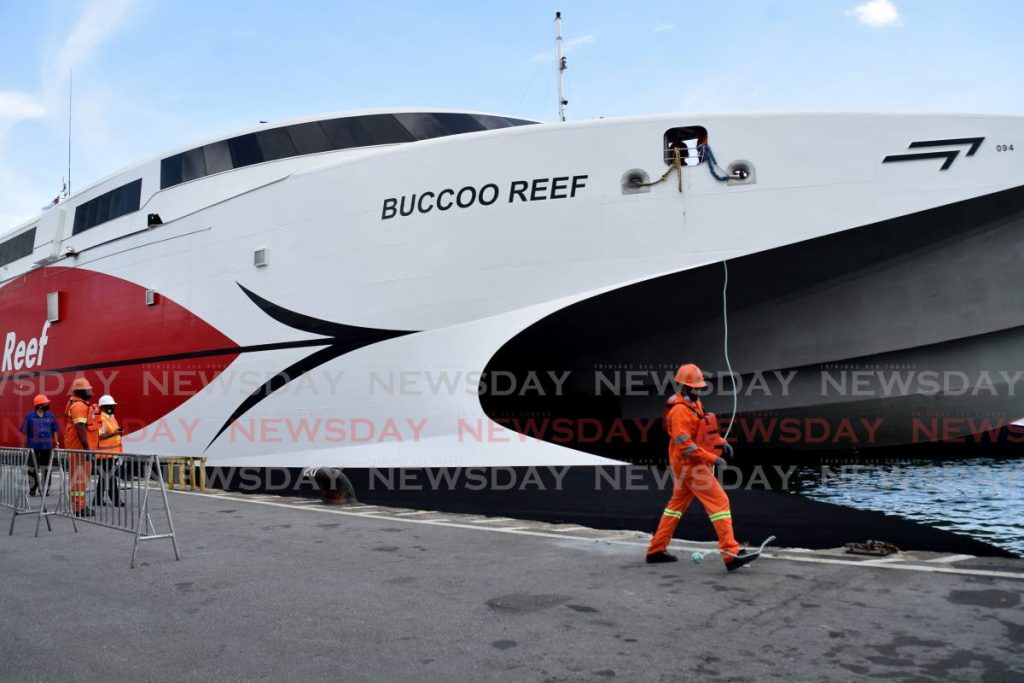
[20,394,60,496]
[64,378,99,517]
[93,395,124,507]
[645,363,759,571]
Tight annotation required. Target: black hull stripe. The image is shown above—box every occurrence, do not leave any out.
[0,338,332,383]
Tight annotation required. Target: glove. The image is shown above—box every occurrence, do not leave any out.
[721,442,734,460]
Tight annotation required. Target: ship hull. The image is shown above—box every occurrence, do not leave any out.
[482,184,1024,460]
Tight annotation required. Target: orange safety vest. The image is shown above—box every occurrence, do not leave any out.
[663,394,725,465]
[97,411,123,455]
[64,397,99,451]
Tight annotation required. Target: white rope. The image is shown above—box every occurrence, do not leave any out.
[722,260,738,439]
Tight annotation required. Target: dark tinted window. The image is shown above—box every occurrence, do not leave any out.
[204,141,233,174]
[257,128,297,161]
[228,134,263,168]
[72,179,143,235]
[180,147,207,182]
[160,156,183,188]
[320,117,375,148]
[160,113,538,189]
[359,114,416,144]
[0,228,36,267]
[287,122,334,155]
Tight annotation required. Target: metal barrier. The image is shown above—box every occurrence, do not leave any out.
[51,450,181,568]
[0,447,59,536]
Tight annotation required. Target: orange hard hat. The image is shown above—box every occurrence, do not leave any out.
[675,363,707,388]
[33,394,50,407]
[71,377,93,392]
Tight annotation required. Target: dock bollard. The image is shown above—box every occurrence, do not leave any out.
[310,468,357,505]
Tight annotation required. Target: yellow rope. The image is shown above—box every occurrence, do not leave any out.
[637,146,684,192]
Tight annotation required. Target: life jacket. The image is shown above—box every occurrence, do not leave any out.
[663,394,725,454]
[97,411,123,455]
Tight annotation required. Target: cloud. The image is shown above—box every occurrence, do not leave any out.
[533,34,597,62]
[0,92,48,134]
[0,0,139,230]
[49,0,138,85]
[845,0,902,28]
[0,0,138,144]
[654,22,675,33]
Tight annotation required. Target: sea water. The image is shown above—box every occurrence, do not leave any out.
[790,457,1024,556]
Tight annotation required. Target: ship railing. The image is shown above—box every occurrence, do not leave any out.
[0,447,58,537]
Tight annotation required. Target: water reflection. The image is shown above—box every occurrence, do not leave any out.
[789,458,1024,556]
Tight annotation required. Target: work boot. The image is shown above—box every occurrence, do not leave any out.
[725,549,759,572]
[74,508,95,518]
[645,551,678,564]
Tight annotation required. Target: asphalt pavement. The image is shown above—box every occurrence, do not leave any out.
[1,490,1022,682]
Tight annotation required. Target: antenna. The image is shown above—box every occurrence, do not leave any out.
[66,70,72,197]
[554,12,567,122]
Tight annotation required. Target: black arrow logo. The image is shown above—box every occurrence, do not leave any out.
[206,284,418,449]
[883,137,985,171]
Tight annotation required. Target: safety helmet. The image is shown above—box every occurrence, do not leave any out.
[71,377,93,392]
[97,395,117,407]
[33,394,50,407]
[675,363,708,388]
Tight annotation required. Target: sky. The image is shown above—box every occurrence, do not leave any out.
[1,0,1022,231]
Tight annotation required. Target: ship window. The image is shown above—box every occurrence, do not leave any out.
[159,113,539,189]
[395,113,448,139]
[0,228,35,267]
[204,141,234,175]
[287,122,334,155]
[228,134,264,168]
[257,128,298,161]
[71,179,142,235]
[358,114,416,144]
[180,147,207,182]
[320,117,375,149]
[664,126,708,166]
[160,156,183,188]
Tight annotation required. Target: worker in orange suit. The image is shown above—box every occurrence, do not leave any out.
[93,394,124,507]
[645,363,759,571]
[64,378,100,517]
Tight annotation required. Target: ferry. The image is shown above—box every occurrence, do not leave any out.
[1,108,1022,468]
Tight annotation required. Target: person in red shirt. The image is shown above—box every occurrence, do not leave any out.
[645,363,759,571]
[64,378,100,517]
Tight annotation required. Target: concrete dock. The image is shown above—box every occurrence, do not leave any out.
[2,490,1022,682]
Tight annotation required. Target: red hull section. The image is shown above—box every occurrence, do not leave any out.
[0,267,238,447]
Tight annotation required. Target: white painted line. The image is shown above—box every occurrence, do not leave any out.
[494,526,535,531]
[546,526,589,533]
[395,510,432,517]
[470,517,515,524]
[928,554,975,564]
[168,491,1024,582]
[858,557,905,566]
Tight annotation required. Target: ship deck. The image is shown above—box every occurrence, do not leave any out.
[2,489,1022,681]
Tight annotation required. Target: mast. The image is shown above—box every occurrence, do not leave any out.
[67,70,73,197]
[555,12,567,122]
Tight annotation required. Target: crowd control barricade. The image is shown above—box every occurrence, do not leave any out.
[53,449,181,568]
[0,447,59,536]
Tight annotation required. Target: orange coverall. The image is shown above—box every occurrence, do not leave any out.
[646,394,741,561]
[64,397,99,513]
